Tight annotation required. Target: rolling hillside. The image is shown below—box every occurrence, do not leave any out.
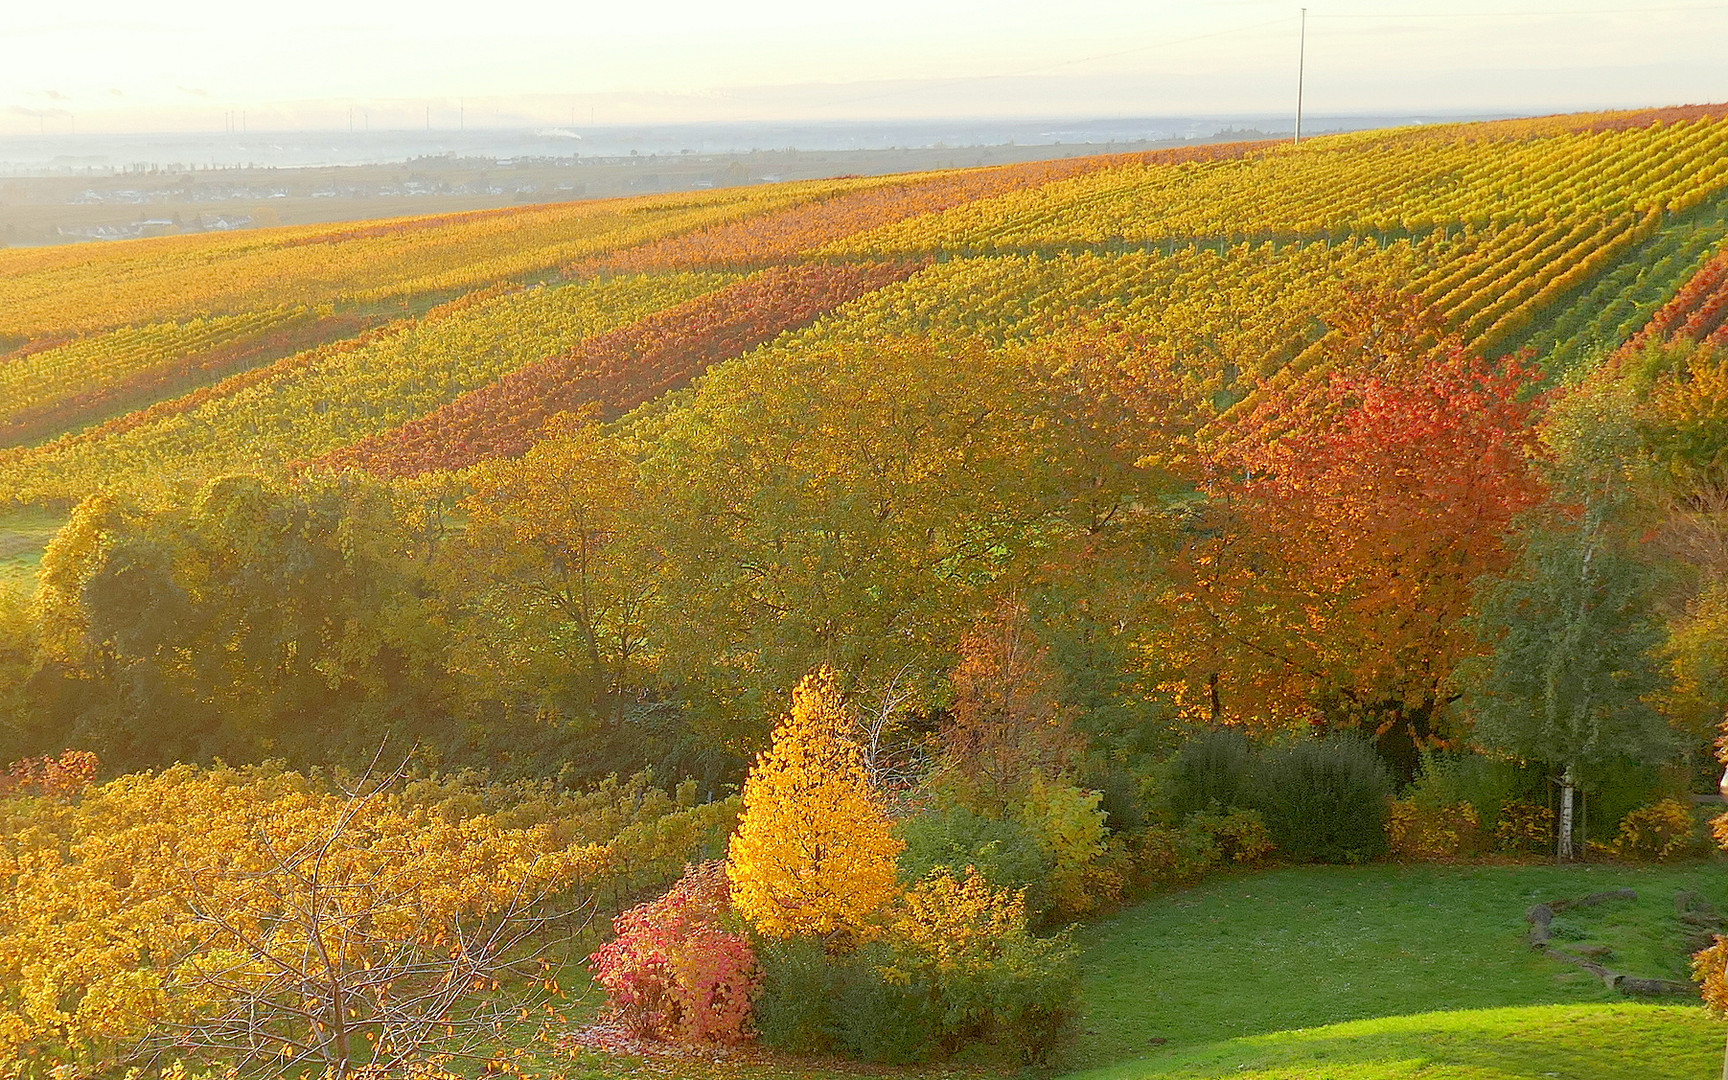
[3,103,1727,514]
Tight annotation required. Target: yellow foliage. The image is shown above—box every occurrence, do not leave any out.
[1015,778,1117,917]
[882,867,1029,980]
[1608,798,1702,860]
[0,761,743,1073]
[727,669,904,941]
[1387,798,1483,861]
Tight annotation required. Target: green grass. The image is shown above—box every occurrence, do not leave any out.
[0,505,63,588]
[518,863,1725,1079]
[1066,863,1722,1069]
[1062,1003,1720,1080]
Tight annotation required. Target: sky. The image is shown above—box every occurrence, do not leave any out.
[3,0,1726,134]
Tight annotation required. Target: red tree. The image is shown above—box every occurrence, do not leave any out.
[1156,296,1548,760]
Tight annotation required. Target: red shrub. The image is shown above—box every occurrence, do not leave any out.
[586,861,760,1045]
[0,750,99,801]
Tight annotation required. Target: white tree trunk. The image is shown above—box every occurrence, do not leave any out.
[1558,766,1577,862]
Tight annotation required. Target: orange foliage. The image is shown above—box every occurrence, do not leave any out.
[1156,295,1548,735]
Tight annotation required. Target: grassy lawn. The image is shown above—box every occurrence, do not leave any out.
[1063,1004,1721,1080]
[1067,862,1724,1069]
[0,505,64,588]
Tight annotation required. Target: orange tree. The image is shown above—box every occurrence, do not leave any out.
[1153,296,1548,762]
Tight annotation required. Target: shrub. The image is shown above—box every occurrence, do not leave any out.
[585,861,761,1045]
[1168,729,1255,817]
[1402,750,1537,834]
[1494,799,1555,854]
[1609,798,1705,860]
[1133,808,1273,888]
[1190,808,1275,866]
[896,805,1053,917]
[750,936,838,1054]
[1015,778,1120,916]
[1249,735,1391,863]
[880,868,1078,1066]
[0,750,99,801]
[751,869,1078,1066]
[1387,798,1483,860]
[1083,761,1149,833]
[1586,759,1666,842]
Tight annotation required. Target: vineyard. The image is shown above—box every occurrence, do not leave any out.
[0,105,1724,510]
[6,103,1728,1080]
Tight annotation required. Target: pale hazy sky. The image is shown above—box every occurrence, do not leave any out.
[4,0,1726,133]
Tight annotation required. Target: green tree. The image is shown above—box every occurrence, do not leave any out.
[1461,371,1674,859]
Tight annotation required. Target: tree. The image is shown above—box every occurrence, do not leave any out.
[20,474,450,772]
[635,332,1170,748]
[444,412,652,720]
[1152,294,1547,759]
[726,669,903,942]
[938,600,1084,814]
[1461,372,1675,859]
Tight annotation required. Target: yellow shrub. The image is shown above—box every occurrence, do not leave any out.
[1015,778,1118,917]
[1387,798,1483,861]
[1612,798,1702,860]
[1493,800,1555,855]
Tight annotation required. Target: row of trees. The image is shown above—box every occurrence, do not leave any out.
[1,294,1721,853]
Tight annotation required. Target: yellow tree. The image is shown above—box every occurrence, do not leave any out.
[727,669,903,941]
[446,411,650,716]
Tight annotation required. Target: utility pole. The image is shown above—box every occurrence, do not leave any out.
[1295,7,1307,144]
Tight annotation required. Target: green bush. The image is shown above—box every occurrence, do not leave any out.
[1134,808,1274,888]
[750,936,836,1053]
[1404,750,1542,833]
[1084,761,1149,833]
[826,948,942,1064]
[1168,728,1256,817]
[1250,735,1392,863]
[896,804,1053,916]
[752,869,1079,1066]
[1585,758,1666,845]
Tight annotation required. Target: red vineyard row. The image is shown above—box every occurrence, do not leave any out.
[571,142,1279,276]
[1627,249,1728,352]
[323,260,926,479]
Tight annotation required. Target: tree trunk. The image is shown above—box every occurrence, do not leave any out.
[1558,765,1577,863]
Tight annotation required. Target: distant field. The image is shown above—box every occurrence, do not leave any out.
[0,139,1173,249]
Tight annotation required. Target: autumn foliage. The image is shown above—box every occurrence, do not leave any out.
[726,669,904,941]
[1157,296,1548,747]
[586,861,760,1045]
[326,260,921,478]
